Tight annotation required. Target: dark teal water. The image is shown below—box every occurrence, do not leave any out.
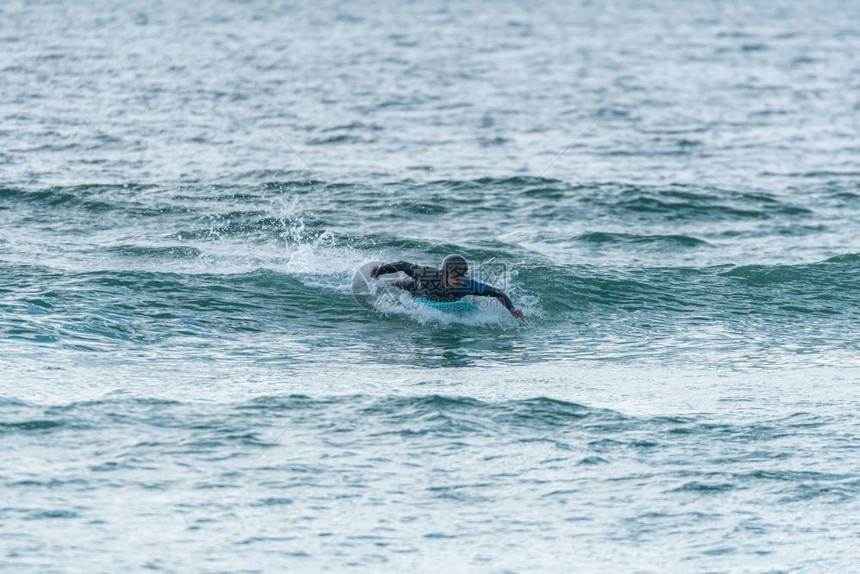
[2,0,859,571]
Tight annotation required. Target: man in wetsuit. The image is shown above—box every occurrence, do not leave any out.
[370,254,525,319]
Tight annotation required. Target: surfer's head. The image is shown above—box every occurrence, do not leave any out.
[442,254,468,289]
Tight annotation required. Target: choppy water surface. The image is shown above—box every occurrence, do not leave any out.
[2,0,859,571]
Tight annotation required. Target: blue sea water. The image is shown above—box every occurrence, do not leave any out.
[1,0,859,571]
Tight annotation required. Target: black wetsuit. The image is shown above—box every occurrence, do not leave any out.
[373,261,515,311]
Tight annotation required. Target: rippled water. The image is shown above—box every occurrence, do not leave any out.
[2,0,859,571]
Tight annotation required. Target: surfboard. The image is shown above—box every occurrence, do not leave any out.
[412,297,479,313]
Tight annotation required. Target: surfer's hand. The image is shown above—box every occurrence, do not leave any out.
[369,265,380,279]
[511,309,524,319]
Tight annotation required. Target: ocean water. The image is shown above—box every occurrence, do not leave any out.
[2,0,859,571]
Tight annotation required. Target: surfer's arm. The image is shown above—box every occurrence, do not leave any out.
[371,261,420,279]
[467,279,522,317]
[389,278,417,291]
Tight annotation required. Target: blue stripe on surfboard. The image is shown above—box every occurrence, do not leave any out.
[413,297,479,312]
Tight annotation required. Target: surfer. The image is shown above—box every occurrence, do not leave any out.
[370,254,525,319]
